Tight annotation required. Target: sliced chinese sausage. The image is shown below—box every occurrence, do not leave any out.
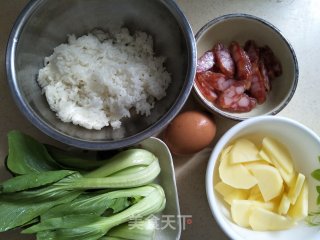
[244,40,270,92]
[196,73,218,102]
[229,41,252,80]
[213,43,235,78]
[249,64,267,104]
[217,81,246,108]
[229,94,257,112]
[244,40,260,64]
[196,51,215,73]
[197,71,235,92]
[259,59,270,91]
[260,46,282,79]
[217,81,256,112]
[216,78,236,92]
[197,40,282,113]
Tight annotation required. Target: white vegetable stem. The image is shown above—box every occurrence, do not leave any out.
[60,149,161,189]
[85,149,158,178]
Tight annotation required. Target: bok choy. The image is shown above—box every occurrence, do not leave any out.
[0,130,166,240]
[23,184,165,240]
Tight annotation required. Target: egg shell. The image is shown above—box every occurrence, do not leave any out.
[163,110,216,155]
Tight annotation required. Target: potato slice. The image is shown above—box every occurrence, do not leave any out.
[288,181,308,220]
[231,200,253,227]
[247,164,283,201]
[261,148,296,187]
[224,189,249,205]
[249,207,296,231]
[288,173,305,205]
[231,200,276,227]
[258,149,272,164]
[215,181,249,205]
[229,138,260,164]
[278,193,291,215]
[248,185,264,201]
[262,137,294,174]
[219,145,257,189]
[214,181,237,198]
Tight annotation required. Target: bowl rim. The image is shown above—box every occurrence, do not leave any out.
[205,115,320,240]
[5,0,197,150]
[193,13,299,121]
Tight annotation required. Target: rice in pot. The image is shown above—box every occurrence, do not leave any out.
[37,28,171,130]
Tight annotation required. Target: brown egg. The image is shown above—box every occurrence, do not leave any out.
[163,110,216,155]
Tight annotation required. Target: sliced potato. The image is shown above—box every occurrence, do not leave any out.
[231,200,276,227]
[231,200,253,227]
[229,138,260,164]
[262,137,294,174]
[247,164,283,201]
[278,193,291,215]
[244,160,270,168]
[216,136,308,231]
[258,149,272,164]
[219,145,257,189]
[214,181,237,198]
[288,173,305,205]
[224,189,249,205]
[263,149,296,187]
[249,207,296,231]
[288,181,308,220]
[248,185,264,201]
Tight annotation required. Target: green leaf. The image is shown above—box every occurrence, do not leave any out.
[311,169,320,181]
[0,190,81,232]
[0,173,82,232]
[0,170,75,193]
[23,214,102,233]
[41,191,132,220]
[7,131,61,175]
[306,215,320,226]
[46,145,105,171]
[26,185,165,240]
[318,195,320,205]
[317,186,320,194]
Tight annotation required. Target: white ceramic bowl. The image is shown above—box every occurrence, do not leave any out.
[194,14,298,120]
[206,116,320,240]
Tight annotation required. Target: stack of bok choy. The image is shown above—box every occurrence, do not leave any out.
[0,131,166,240]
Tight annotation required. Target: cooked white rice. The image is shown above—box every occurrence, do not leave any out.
[37,28,171,130]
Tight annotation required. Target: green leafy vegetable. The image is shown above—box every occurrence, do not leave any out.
[308,155,320,226]
[23,184,165,240]
[0,130,165,240]
[306,210,320,226]
[0,172,82,231]
[311,169,320,181]
[40,189,133,220]
[102,218,156,240]
[66,160,161,189]
[85,149,158,178]
[0,170,74,193]
[7,131,61,174]
[46,145,106,171]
